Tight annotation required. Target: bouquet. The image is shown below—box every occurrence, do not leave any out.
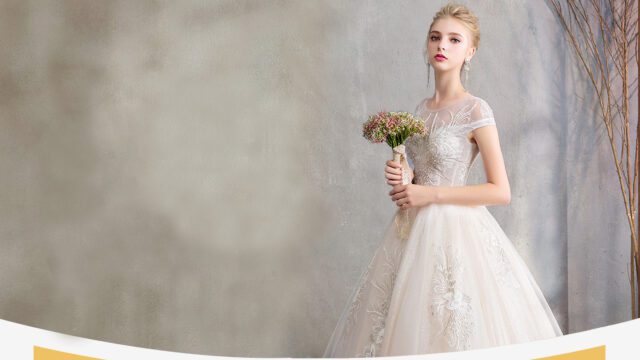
[362,110,426,185]
[362,110,427,240]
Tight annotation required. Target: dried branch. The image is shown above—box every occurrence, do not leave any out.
[548,0,639,319]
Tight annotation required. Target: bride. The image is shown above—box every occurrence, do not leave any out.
[323,3,563,357]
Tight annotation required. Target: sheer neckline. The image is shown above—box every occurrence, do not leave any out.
[423,93,476,112]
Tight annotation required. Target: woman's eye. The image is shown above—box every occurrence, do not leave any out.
[430,36,460,43]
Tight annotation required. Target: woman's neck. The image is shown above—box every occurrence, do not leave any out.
[431,71,467,105]
[428,88,469,108]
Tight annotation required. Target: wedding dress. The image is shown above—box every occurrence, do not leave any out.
[323,94,563,357]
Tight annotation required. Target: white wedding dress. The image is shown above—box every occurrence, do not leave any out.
[323,94,563,357]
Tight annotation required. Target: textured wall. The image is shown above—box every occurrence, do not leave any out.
[0,0,633,357]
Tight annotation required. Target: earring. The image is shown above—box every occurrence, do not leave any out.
[463,58,470,86]
[427,62,431,89]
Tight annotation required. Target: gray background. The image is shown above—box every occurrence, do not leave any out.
[0,0,636,357]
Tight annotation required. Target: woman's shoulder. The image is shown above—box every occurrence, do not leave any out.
[468,94,491,107]
[414,96,429,113]
[468,95,494,114]
[466,95,495,124]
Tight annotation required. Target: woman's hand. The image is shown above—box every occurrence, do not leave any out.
[389,184,436,209]
[385,160,413,186]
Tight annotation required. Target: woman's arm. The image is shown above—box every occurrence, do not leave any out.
[432,125,511,206]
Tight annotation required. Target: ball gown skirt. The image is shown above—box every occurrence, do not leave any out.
[322,203,563,357]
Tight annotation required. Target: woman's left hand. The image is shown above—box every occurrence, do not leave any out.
[389,184,436,209]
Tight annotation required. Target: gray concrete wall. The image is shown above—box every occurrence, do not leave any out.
[0,0,634,357]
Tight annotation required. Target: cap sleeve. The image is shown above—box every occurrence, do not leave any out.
[467,98,496,131]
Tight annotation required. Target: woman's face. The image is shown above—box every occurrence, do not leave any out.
[426,17,475,73]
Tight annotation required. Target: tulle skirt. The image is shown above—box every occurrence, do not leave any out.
[323,203,563,357]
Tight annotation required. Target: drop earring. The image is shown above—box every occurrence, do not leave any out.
[463,58,470,87]
[427,62,431,89]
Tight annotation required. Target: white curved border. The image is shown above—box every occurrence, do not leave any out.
[1,318,638,359]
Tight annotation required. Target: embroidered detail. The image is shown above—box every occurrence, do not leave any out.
[406,98,496,188]
[406,126,467,186]
[430,244,474,350]
[345,260,374,335]
[479,224,521,288]
[359,244,404,357]
[448,102,475,126]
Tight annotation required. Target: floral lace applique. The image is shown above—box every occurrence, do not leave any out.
[344,259,375,335]
[430,243,474,350]
[479,224,521,288]
[405,126,467,186]
[406,99,494,187]
[359,244,404,357]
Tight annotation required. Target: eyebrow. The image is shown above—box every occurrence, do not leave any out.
[430,30,464,37]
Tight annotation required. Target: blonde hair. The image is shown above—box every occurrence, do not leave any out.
[429,3,480,49]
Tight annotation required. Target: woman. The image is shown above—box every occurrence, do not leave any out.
[323,3,563,357]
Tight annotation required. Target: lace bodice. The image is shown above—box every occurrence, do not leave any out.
[405,94,496,186]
